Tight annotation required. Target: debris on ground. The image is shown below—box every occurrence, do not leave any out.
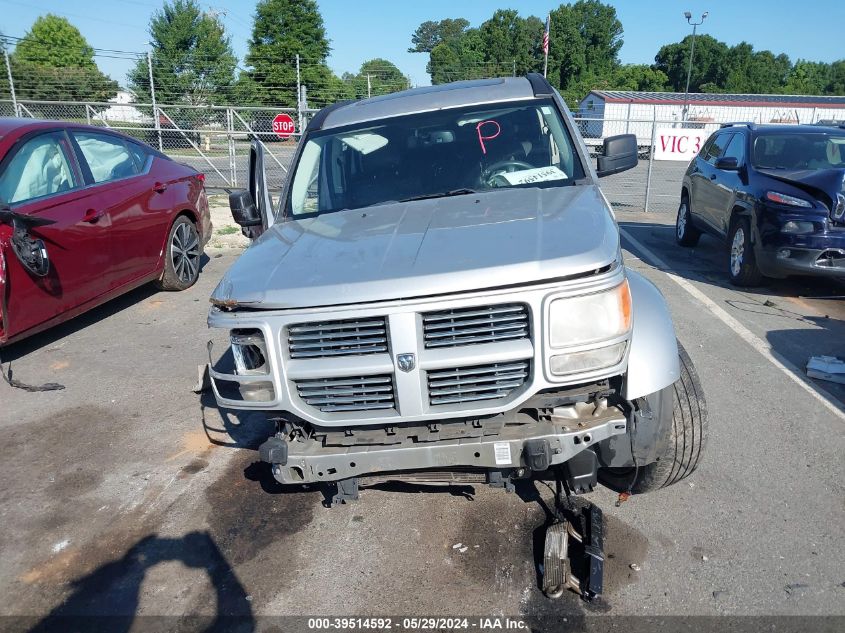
[806,356,845,385]
[629,563,641,571]
[452,543,462,549]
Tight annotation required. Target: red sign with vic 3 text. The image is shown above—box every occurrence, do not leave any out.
[272,113,296,139]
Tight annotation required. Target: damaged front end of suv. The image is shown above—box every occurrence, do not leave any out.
[206,74,707,600]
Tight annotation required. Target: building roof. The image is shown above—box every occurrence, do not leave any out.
[322,77,537,130]
[584,90,845,108]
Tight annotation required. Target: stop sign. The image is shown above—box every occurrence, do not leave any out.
[272,113,295,139]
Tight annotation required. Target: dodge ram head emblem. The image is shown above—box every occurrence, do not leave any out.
[396,353,416,372]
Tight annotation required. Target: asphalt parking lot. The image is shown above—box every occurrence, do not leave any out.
[1,208,844,631]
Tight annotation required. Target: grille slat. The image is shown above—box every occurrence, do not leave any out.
[288,317,388,359]
[295,375,396,412]
[427,360,530,406]
[422,304,529,349]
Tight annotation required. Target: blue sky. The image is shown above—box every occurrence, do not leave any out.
[2,0,844,86]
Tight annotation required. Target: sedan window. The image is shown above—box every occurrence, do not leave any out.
[73,132,139,183]
[0,132,78,204]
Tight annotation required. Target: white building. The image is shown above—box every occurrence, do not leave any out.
[577,91,845,144]
[94,89,153,124]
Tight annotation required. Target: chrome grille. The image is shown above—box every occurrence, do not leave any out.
[288,318,388,358]
[422,304,529,348]
[427,360,530,405]
[295,375,395,412]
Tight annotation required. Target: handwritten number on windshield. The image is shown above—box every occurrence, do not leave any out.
[476,120,501,155]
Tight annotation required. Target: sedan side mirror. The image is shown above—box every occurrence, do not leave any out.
[715,156,740,171]
[597,134,638,177]
[228,189,262,227]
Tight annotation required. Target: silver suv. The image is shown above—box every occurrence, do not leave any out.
[209,75,706,511]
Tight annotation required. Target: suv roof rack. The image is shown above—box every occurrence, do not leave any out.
[720,122,756,130]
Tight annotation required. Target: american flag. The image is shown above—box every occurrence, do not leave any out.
[542,14,550,56]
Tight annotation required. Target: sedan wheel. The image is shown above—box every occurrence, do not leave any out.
[157,217,202,291]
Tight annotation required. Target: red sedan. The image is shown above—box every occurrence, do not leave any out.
[0,118,211,345]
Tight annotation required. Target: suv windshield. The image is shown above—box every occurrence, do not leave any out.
[287,98,585,217]
[752,131,845,170]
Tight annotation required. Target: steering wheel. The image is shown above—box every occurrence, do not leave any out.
[483,159,534,187]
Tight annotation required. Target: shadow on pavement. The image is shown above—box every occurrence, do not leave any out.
[28,531,254,633]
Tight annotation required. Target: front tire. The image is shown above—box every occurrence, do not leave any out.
[600,343,707,494]
[157,216,201,291]
[676,194,701,247]
[728,217,763,287]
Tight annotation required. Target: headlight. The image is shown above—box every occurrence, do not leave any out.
[549,280,632,348]
[550,342,627,376]
[231,329,268,375]
[765,191,812,208]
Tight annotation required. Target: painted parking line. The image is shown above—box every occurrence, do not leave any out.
[620,227,845,421]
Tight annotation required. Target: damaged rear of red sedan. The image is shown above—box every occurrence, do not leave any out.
[0,118,211,346]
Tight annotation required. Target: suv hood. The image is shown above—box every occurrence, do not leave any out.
[758,167,845,211]
[211,185,619,310]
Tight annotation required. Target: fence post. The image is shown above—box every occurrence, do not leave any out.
[3,48,17,117]
[85,103,91,125]
[147,51,162,152]
[296,54,302,132]
[227,108,237,187]
[643,110,657,213]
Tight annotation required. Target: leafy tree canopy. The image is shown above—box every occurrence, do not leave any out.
[241,0,345,107]
[128,0,237,106]
[10,15,117,101]
[342,59,407,99]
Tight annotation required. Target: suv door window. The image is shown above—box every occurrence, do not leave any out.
[722,133,745,164]
[703,132,730,164]
[0,132,79,204]
[72,132,139,183]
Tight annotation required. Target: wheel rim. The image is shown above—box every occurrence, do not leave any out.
[730,227,745,277]
[171,222,200,284]
[677,202,687,239]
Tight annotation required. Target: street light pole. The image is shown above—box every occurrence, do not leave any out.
[682,11,708,122]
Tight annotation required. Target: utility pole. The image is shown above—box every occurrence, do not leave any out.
[296,54,301,130]
[147,51,162,152]
[367,74,372,99]
[3,48,17,117]
[682,11,708,122]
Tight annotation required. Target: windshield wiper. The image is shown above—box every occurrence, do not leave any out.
[399,188,477,203]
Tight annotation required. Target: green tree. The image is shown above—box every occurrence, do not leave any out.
[408,18,469,53]
[653,34,730,93]
[546,1,624,104]
[785,60,830,95]
[826,60,845,94]
[128,0,236,106]
[478,10,544,76]
[610,64,668,92]
[242,0,345,107]
[10,14,117,101]
[343,59,407,99]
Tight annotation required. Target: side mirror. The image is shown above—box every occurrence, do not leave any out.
[596,134,638,177]
[715,156,739,171]
[228,189,262,227]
